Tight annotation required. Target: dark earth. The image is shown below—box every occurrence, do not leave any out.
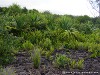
[5,49,100,75]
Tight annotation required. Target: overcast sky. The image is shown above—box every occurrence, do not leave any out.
[0,0,99,17]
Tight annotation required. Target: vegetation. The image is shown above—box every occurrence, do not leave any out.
[0,4,100,71]
[53,54,71,68]
[70,60,76,69]
[22,40,34,50]
[31,48,41,69]
[76,59,84,69]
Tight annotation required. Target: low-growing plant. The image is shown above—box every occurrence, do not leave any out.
[45,46,54,59]
[70,59,76,69]
[45,51,51,59]
[90,52,98,58]
[31,48,41,69]
[88,43,100,58]
[76,59,84,69]
[54,41,64,49]
[74,41,88,50]
[65,40,76,49]
[41,38,52,50]
[22,40,34,50]
[53,54,71,68]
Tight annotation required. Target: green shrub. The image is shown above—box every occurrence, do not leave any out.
[76,59,84,69]
[31,48,41,69]
[43,38,52,50]
[30,31,43,44]
[90,52,98,58]
[0,34,21,65]
[22,40,33,50]
[70,60,76,69]
[42,46,54,59]
[65,40,76,49]
[88,43,100,58]
[45,51,51,59]
[39,38,52,50]
[74,41,89,50]
[53,54,71,68]
[59,16,73,30]
[53,41,64,49]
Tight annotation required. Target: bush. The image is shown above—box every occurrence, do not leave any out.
[53,54,71,68]
[22,40,33,50]
[0,34,21,65]
[76,59,84,69]
[88,43,100,58]
[70,60,76,69]
[39,38,52,50]
[31,48,41,69]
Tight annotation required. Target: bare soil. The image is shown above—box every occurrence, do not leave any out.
[6,49,100,75]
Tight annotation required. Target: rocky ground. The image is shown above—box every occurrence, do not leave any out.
[6,49,100,75]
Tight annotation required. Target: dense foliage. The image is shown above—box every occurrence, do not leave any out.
[0,4,100,66]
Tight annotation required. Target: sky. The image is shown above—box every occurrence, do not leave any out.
[0,0,99,17]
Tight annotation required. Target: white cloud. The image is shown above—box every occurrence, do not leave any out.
[0,0,98,17]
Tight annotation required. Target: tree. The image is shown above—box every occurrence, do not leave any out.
[89,0,100,17]
[8,4,22,16]
[22,7,28,13]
